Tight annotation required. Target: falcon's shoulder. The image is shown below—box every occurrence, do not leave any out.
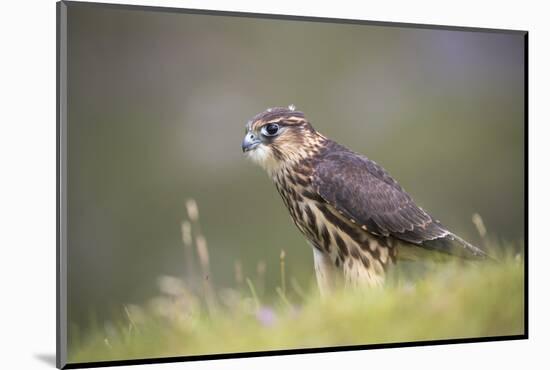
[311,141,448,245]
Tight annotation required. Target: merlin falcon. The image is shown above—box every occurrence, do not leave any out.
[242,106,488,294]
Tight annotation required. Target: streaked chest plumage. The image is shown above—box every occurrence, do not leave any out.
[273,160,397,287]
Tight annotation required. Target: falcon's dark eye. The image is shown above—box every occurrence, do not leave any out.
[261,123,280,137]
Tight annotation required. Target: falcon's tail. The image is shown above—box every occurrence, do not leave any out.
[422,233,490,259]
[398,233,491,262]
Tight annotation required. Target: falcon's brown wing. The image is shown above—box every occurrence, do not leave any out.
[312,143,487,258]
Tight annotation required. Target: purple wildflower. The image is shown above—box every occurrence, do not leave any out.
[256,306,277,327]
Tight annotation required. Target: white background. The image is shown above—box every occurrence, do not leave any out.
[0,0,547,369]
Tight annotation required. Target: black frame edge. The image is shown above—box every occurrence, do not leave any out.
[523,32,529,338]
[63,334,527,369]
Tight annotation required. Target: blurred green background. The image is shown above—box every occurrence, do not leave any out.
[67,6,524,330]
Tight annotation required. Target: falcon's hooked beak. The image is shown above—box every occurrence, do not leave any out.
[242,132,261,152]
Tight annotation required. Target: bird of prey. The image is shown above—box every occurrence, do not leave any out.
[242,106,488,294]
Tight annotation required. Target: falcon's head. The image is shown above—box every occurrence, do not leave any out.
[242,106,322,174]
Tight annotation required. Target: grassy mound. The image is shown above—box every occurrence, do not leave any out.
[68,252,524,364]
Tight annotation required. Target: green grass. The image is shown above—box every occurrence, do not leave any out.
[68,251,524,364]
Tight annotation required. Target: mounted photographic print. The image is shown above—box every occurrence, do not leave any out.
[57,1,527,368]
